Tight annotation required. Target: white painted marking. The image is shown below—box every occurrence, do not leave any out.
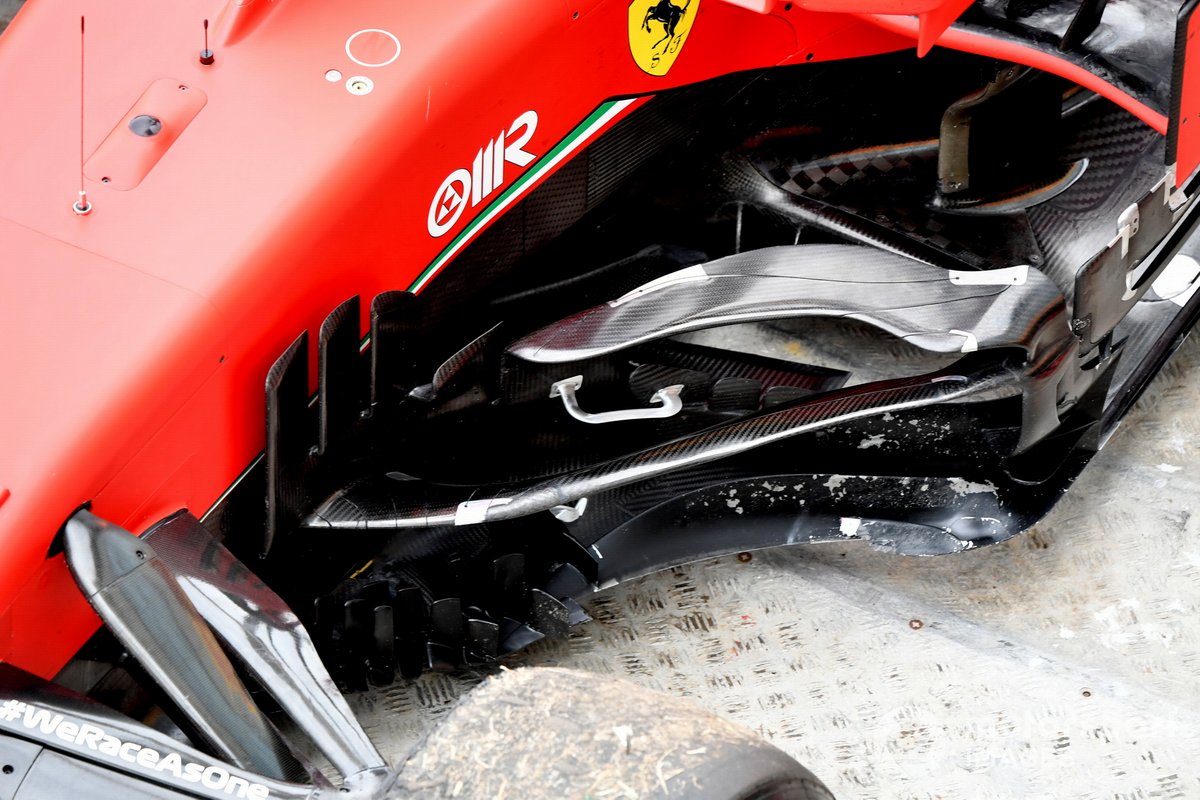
[949,264,1029,286]
[609,264,709,306]
[345,28,401,68]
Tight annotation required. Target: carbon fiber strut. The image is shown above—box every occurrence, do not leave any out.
[62,511,302,780]
[64,510,403,795]
[144,512,388,793]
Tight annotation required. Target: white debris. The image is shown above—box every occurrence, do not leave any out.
[858,434,886,450]
[824,475,848,492]
[1157,463,1183,473]
[946,477,997,496]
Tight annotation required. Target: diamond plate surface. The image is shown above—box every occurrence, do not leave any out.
[337,333,1200,799]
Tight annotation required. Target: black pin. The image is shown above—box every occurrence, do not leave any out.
[200,19,215,65]
[72,16,92,216]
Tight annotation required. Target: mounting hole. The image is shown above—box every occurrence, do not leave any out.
[345,28,401,68]
[346,76,374,96]
[178,84,189,91]
[804,52,814,61]
[2,765,13,775]
[325,69,343,82]
[784,2,793,9]
[134,550,145,560]
[101,177,111,183]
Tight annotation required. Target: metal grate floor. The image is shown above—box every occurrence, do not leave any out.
[344,333,1200,798]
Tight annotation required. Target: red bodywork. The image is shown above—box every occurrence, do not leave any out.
[0,0,1178,678]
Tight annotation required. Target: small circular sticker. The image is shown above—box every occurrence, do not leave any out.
[345,29,401,68]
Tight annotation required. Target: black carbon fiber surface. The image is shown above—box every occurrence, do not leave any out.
[1031,102,1166,302]
[306,358,1015,532]
[489,362,1013,524]
[507,244,1066,364]
[967,0,1176,112]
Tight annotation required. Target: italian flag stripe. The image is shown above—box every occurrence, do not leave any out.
[409,98,639,293]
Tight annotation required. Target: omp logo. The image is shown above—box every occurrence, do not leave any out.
[0,699,271,799]
[427,110,538,237]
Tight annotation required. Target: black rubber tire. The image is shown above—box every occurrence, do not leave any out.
[388,666,834,799]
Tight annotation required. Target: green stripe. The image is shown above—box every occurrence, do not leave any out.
[408,101,620,292]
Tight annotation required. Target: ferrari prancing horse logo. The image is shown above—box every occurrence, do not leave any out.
[628,0,698,77]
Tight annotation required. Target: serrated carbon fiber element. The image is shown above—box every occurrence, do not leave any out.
[312,520,595,684]
[62,511,301,781]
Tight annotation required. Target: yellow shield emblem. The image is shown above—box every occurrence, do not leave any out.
[628,0,699,77]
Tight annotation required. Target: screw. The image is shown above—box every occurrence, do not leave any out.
[736,552,752,563]
[909,619,923,630]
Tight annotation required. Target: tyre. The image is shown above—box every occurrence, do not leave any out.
[389,666,834,799]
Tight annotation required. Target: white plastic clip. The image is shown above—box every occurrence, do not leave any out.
[1116,203,1139,259]
[550,497,588,523]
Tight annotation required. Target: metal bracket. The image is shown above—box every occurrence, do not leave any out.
[549,376,684,424]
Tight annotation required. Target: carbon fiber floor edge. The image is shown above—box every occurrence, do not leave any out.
[322,332,1200,797]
